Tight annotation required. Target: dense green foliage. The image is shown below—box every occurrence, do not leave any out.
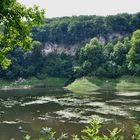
[32,13,140,44]
[24,120,140,140]
[1,13,140,80]
[75,30,140,78]
[0,42,74,79]
[0,0,44,69]
[127,30,140,74]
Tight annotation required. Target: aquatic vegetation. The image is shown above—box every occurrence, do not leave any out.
[116,92,140,97]
[0,89,140,139]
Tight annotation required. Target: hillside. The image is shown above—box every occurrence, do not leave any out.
[32,13,140,45]
[0,13,140,80]
[31,13,140,56]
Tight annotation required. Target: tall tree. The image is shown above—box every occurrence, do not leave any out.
[0,0,45,69]
[127,29,140,75]
[79,38,103,75]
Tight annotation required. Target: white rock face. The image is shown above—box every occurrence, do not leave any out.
[42,43,79,56]
[42,33,123,56]
[108,33,123,41]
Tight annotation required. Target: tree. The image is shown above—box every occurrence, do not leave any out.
[79,38,103,75]
[127,30,140,75]
[98,38,131,77]
[0,0,45,69]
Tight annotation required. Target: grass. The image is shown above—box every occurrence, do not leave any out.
[66,76,140,94]
[17,77,68,87]
[66,78,99,94]
[0,77,68,89]
[1,75,140,92]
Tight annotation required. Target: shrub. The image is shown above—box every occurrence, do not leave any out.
[24,120,140,140]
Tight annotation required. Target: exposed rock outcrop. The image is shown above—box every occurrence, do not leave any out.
[42,43,79,56]
[42,33,124,56]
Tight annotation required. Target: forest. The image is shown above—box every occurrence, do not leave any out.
[1,13,140,80]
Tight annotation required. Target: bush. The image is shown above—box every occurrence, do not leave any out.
[24,120,140,140]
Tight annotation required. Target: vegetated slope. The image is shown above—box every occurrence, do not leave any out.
[67,76,140,93]
[31,13,140,57]
[1,13,140,80]
[32,13,140,45]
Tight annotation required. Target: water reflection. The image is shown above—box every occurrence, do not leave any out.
[0,87,140,139]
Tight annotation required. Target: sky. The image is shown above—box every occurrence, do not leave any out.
[18,0,140,18]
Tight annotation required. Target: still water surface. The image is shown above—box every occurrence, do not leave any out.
[0,87,140,139]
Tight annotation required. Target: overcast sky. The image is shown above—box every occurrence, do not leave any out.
[18,0,140,18]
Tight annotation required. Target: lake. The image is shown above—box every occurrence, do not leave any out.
[0,87,140,139]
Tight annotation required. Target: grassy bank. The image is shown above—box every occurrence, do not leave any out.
[0,77,68,89]
[66,76,140,94]
[1,76,140,92]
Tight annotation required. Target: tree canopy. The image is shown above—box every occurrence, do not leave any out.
[0,11,140,79]
[33,13,140,45]
[0,0,45,69]
[75,30,140,78]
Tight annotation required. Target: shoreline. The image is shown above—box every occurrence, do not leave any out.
[0,77,68,91]
[1,76,140,93]
[66,76,140,94]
